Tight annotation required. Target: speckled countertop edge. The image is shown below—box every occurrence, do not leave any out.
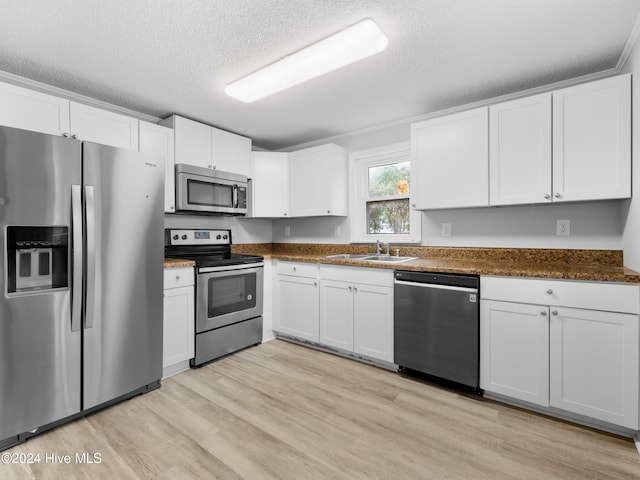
[164,258,195,269]
[231,244,640,283]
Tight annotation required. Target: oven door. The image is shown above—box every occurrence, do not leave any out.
[196,263,263,333]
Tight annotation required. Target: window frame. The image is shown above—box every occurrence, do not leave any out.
[349,142,422,244]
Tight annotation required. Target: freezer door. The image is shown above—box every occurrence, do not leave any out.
[0,126,81,440]
[82,142,163,410]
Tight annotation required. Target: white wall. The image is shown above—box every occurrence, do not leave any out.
[621,32,640,270]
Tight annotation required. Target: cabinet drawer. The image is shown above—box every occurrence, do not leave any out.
[164,267,194,289]
[319,264,393,287]
[481,276,639,314]
[276,261,318,278]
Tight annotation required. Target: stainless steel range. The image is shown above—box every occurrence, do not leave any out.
[165,229,264,366]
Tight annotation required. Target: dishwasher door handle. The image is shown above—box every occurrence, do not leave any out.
[394,279,478,294]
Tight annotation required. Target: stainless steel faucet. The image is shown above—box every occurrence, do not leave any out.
[376,240,390,255]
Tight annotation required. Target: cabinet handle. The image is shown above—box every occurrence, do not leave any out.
[411,203,416,208]
[544,194,551,200]
[551,310,559,316]
[540,310,547,316]
[348,286,353,292]
[554,193,561,199]
[327,210,331,214]
[292,267,297,272]
[314,282,317,287]
[62,132,69,138]
[71,134,78,139]
[284,213,287,216]
[353,287,358,293]
[546,289,553,295]
[175,275,181,281]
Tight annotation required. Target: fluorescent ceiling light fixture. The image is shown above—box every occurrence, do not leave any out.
[225,19,388,103]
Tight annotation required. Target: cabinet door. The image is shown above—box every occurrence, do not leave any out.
[0,82,70,136]
[173,115,212,169]
[480,300,549,406]
[353,283,394,362]
[550,307,639,428]
[552,74,631,202]
[275,275,319,342]
[289,143,347,216]
[140,121,175,213]
[69,102,139,150]
[163,285,195,369]
[411,107,489,209]
[211,127,252,177]
[489,93,552,205]
[252,152,290,217]
[319,280,353,351]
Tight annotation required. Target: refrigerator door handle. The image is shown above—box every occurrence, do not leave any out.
[84,185,96,330]
[71,185,83,332]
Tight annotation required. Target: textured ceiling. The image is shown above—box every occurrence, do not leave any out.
[0,0,638,150]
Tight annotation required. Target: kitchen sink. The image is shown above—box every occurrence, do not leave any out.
[361,255,417,263]
[325,254,417,263]
[325,254,373,260]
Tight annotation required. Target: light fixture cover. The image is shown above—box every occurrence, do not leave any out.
[225,19,388,103]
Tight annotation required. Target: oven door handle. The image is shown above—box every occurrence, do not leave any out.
[199,262,264,273]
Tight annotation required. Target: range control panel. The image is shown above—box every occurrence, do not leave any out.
[166,229,231,246]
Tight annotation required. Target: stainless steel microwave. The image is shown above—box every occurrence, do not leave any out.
[175,163,248,215]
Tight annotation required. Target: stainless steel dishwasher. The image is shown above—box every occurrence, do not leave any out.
[394,270,480,391]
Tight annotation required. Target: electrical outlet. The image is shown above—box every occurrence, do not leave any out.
[441,223,451,237]
[333,224,341,237]
[284,225,291,237]
[556,219,570,236]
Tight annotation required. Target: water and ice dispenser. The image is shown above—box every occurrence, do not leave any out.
[6,226,69,294]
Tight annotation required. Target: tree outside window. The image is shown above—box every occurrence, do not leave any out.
[366,162,410,234]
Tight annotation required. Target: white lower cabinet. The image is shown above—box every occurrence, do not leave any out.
[481,300,549,407]
[163,267,195,378]
[274,262,394,364]
[274,261,319,342]
[480,276,640,430]
[319,265,394,363]
[549,307,638,428]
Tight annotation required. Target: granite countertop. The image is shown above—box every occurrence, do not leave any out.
[232,244,640,283]
[164,258,196,269]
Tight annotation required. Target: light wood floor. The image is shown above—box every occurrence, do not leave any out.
[2,339,640,479]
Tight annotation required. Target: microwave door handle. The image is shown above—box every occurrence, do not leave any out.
[233,184,239,208]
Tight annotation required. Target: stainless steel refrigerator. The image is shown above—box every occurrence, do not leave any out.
[0,126,164,448]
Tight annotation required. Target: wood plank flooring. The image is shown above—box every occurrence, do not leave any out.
[2,339,640,479]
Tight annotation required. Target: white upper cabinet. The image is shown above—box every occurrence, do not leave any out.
[161,115,252,177]
[69,102,139,150]
[411,107,489,210]
[489,93,552,205]
[0,81,140,150]
[211,127,252,177]
[163,115,211,169]
[0,82,70,136]
[251,151,290,218]
[139,121,175,213]
[552,74,631,202]
[289,143,348,216]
